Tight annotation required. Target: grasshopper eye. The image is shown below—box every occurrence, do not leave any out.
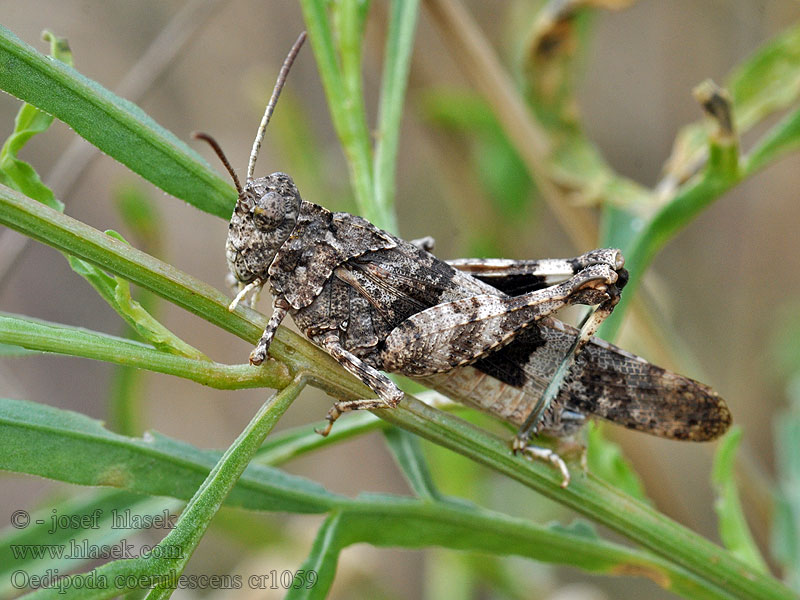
[252,191,285,229]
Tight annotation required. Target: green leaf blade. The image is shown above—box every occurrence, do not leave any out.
[0,397,340,514]
[286,513,344,600]
[0,25,235,218]
[383,427,442,500]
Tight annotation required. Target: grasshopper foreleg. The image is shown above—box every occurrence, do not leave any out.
[249,297,290,365]
[229,277,264,311]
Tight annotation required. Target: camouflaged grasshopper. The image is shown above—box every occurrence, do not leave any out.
[195,33,731,485]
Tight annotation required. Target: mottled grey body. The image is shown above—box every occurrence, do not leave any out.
[226,172,731,443]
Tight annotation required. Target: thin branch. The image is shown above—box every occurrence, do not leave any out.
[423,0,598,248]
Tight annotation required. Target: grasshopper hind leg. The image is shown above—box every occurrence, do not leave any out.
[409,236,436,252]
[513,265,626,452]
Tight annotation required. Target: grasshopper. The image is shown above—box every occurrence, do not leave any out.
[195,33,731,485]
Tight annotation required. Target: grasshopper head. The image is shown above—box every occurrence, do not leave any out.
[226,172,301,284]
[194,32,307,287]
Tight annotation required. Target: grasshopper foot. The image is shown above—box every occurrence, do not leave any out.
[315,405,342,437]
[315,390,403,437]
[249,345,268,365]
[515,441,571,488]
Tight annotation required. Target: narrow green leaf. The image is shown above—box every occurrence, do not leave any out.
[712,426,769,573]
[0,397,340,513]
[67,252,207,360]
[586,423,649,503]
[0,183,346,391]
[548,518,601,541]
[0,47,201,365]
[0,185,792,600]
[254,401,469,467]
[383,427,442,500]
[255,411,385,465]
[372,0,419,233]
[0,30,71,211]
[299,0,377,224]
[0,25,235,218]
[333,0,374,218]
[286,512,344,600]
[105,229,199,356]
[0,390,774,600]
[145,379,306,597]
[318,496,729,600]
[0,40,203,365]
[14,381,309,600]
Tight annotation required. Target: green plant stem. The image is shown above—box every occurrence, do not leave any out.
[372,0,419,233]
[255,410,386,464]
[15,380,306,600]
[299,0,378,224]
[602,102,800,340]
[712,427,770,573]
[0,183,340,383]
[0,184,792,599]
[371,395,790,600]
[601,105,756,340]
[0,312,291,390]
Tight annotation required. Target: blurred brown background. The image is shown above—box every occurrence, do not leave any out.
[1,1,800,598]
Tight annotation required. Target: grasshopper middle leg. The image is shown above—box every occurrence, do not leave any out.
[316,332,405,436]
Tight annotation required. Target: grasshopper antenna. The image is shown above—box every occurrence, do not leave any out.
[192,32,305,196]
[247,31,307,183]
[192,132,243,197]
